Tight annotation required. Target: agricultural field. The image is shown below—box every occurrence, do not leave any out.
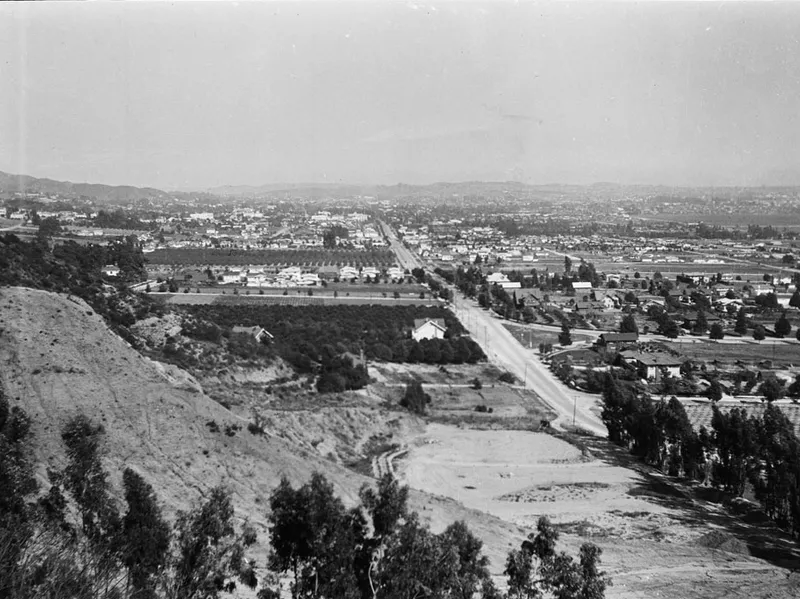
[643,212,800,227]
[145,247,397,268]
[663,338,800,368]
[160,289,438,306]
[682,400,800,438]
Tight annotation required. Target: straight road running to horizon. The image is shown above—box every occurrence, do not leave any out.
[381,220,607,436]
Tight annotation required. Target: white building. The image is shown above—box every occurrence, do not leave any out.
[412,318,447,341]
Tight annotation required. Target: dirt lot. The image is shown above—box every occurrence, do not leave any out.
[369,361,507,385]
[503,322,595,348]
[424,385,555,431]
[395,424,800,597]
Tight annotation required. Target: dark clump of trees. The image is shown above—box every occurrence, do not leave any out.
[599,372,800,538]
[399,381,431,415]
[185,304,486,393]
[93,209,147,230]
[0,234,157,347]
[267,471,609,599]
[0,394,258,599]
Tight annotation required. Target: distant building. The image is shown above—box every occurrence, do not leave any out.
[598,332,638,351]
[572,281,592,292]
[486,272,510,285]
[231,325,273,344]
[621,351,682,381]
[412,318,447,341]
[101,265,120,277]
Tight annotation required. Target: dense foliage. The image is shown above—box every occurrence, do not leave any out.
[93,208,149,231]
[0,398,258,599]
[600,373,800,538]
[0,234,156,344]
[266,473,609,599]
[184,304,486,368]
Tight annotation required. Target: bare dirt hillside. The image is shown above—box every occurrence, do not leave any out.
[0,287,521,570]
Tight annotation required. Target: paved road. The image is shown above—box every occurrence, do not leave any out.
[378,220,425,271]
[451,294,607,436]
[379,220,607,436]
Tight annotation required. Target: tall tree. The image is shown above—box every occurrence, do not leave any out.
[170,486,258,599]
[619,314,638,334]
[439,521,491,599]
[121,468,171,598]
[559,322,572,346]
[775,312,792,338]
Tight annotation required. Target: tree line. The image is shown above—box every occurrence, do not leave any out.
[1,393,610,599]
[599,372,800,538]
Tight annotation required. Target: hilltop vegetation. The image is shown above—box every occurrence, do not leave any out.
[0,387,609,599]
[0,233,153,340]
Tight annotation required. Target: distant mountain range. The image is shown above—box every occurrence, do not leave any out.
[0,170,171,203]
[204,180,593,199]
[4,169,797,203]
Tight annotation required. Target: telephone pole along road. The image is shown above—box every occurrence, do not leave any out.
[451,294,607,436]
[381,220,607,437]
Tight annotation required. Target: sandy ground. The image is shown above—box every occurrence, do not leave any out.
[398,422,800,598]
[400,424,656,528]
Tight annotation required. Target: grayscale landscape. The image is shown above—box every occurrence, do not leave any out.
[2,3,800,599]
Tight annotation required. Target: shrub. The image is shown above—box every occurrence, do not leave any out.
[498,371,516,384]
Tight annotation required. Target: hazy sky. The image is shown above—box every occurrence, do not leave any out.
[2,2,799,190]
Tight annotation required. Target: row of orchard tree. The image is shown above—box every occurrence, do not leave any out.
[600,372,800,537]
[1,388,610,599]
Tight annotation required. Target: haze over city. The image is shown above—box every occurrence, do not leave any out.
[2,1,800,190]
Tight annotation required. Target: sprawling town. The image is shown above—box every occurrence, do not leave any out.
[4,2,800,598]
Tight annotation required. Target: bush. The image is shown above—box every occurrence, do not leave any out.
[498,371,516,384]
[400,381,431,415]
[471,377,482,390]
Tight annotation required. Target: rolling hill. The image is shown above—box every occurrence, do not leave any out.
[0,170,171,203]
[0,285,522,577]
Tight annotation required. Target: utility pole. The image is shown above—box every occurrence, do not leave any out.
[524,362,528,387]
[573,395,577,428]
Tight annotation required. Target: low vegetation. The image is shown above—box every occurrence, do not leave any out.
[0,390,610,599]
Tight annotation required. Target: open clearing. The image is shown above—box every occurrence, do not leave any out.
[396,422,800,598]
[400,424,655,529]
[503,322,595,348]
[369,361,507,385]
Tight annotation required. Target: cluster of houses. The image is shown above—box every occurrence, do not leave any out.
[199,264,409,288]
[152,210,388,253]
